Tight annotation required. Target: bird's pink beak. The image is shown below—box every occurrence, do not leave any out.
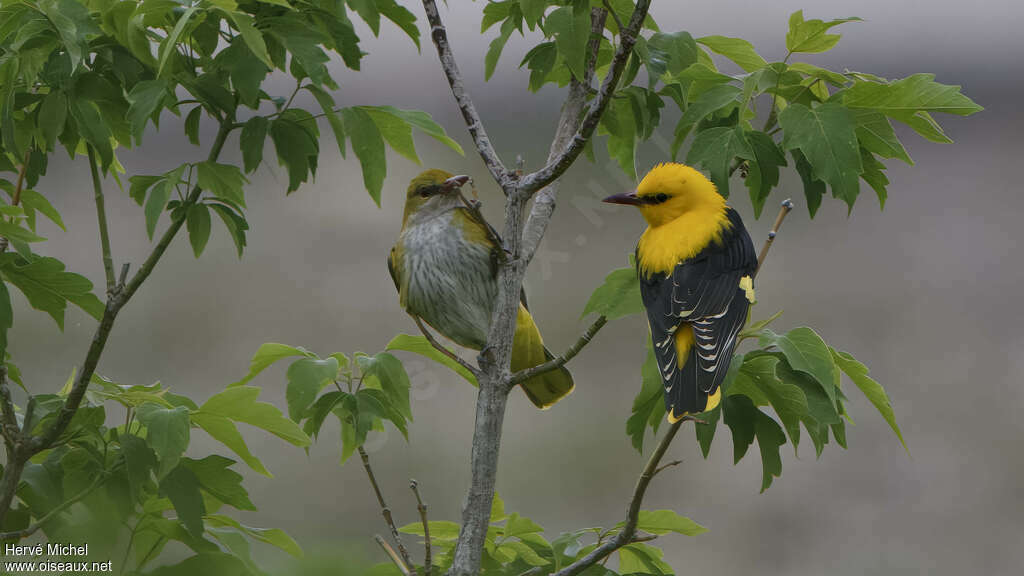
[602,190,643,206]
[441,175,470,192]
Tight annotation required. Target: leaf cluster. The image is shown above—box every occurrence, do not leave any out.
[482,5,981,217]
[1,372,305,574]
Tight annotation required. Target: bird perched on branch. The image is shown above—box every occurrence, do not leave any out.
[604,163,757,421]
[388,169,574,408]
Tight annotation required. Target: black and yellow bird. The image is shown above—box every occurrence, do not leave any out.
[388,169,574,408]
[604,163,757,421]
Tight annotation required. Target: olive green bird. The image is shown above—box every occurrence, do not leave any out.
[387,169,574,408]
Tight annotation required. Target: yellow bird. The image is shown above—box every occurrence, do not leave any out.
[388,169,574,408]
[604,163,757,421]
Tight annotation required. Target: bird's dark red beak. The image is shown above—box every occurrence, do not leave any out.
[602,190,643,206]
[441,175,470,192]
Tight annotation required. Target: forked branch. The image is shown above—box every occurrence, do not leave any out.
[421,0,510,187]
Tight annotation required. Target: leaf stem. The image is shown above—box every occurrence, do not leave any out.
[87,145,117,294]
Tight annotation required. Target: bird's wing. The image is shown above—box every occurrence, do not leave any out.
[387,245,403,305]
[640,208,757,413]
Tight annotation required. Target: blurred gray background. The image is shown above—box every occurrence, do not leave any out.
[12,1,1023,574]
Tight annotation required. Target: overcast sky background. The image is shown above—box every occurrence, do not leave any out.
[12,1,1024,574]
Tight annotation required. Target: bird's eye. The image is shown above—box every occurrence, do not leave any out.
[419,187,433,198]
[654,193,669,203]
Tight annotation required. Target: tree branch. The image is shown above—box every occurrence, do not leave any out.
[518,0,652,197]
[0,151,30,254]
[410,479,432,576]
[376,535,412,576]
[421,0,510,187]
[552,416,690,576]
[756,199,794,275]
[507,315,607,388]
[87,146,117,294]
[0,119,237,529]
[359,446,416,575]
[522,7,608,265]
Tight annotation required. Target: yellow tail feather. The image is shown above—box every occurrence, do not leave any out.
[511,304,575,409]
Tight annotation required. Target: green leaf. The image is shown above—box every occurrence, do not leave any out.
[225,12,273,69]
[485,18,517,81]
[302,390,345,440]
[754,409,786,492]
[240,116,269,173]
[361,106,419,164]
[0,254,104,328]
[859,147,889,209]
[759,327,838,409]
[158,6,198,76]
[519,0,546,29]
[121,434,157,500]
[197,162,248,208]
[889,110,952,143]
[743,130,787,218]
[520,42,558,92]
[305,85,346,158]
[184,106,202,146]
[146,553,248,576]
[208,203,249,258]
[677,84,741,129]
[841,73,982,117]
[204,514,303,558]
[546,6,589,80]
[375,0,420,50]
[626,342,664,453]
[127,80,169,145]
[340,107,386,204]
[399,520,461,540]
[357,352,412,422]
[686,125,752,197]
[505,513,545,538]
[744,355,808,448]
[38,0,100,71]
[0,221,45,244]
[19,190,66,231]
[374,106,463,156]
[779,102,861,208]
[269,109,320,193]
[832,348,906,451]
[791,149,825,217]
[385,333,477,386]
[69,99,113,169]
[647,31,698,77]
[186,203,212,258]
[618,542,673,575]
[582,266,642,321]
[785,10,861,54]
[181,456,256,512]
[137,403,191,477]
[191,411,270,477]
[852,109,912,165]
[37,90,67,151]
[696,36,766,72]
[694,404,720,458]
[635,509,708,536]
[159,464,206,539]
[145,165,185,239]
[0,281,12,358]
[722,394,756,463]
[285,357,338,421]
[198,386,311,448]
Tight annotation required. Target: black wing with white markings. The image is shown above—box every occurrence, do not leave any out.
[639,208,757,417]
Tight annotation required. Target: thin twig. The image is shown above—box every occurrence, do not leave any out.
[551,416,693,576]
[0,151,30,254]
[412,316,479,378]
[410,479,431,576]
[518,0,652,196]
[0,472,107,540]
[756,199,794,276]
[421,0,509,187]
[375,535,412,576]
[602,0,625,31]
[359,446,416,574]
[507,315,607,388]
[87,145,117,293]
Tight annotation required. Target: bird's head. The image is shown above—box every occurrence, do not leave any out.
[402,169,471,224]
[603,163,724,227]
